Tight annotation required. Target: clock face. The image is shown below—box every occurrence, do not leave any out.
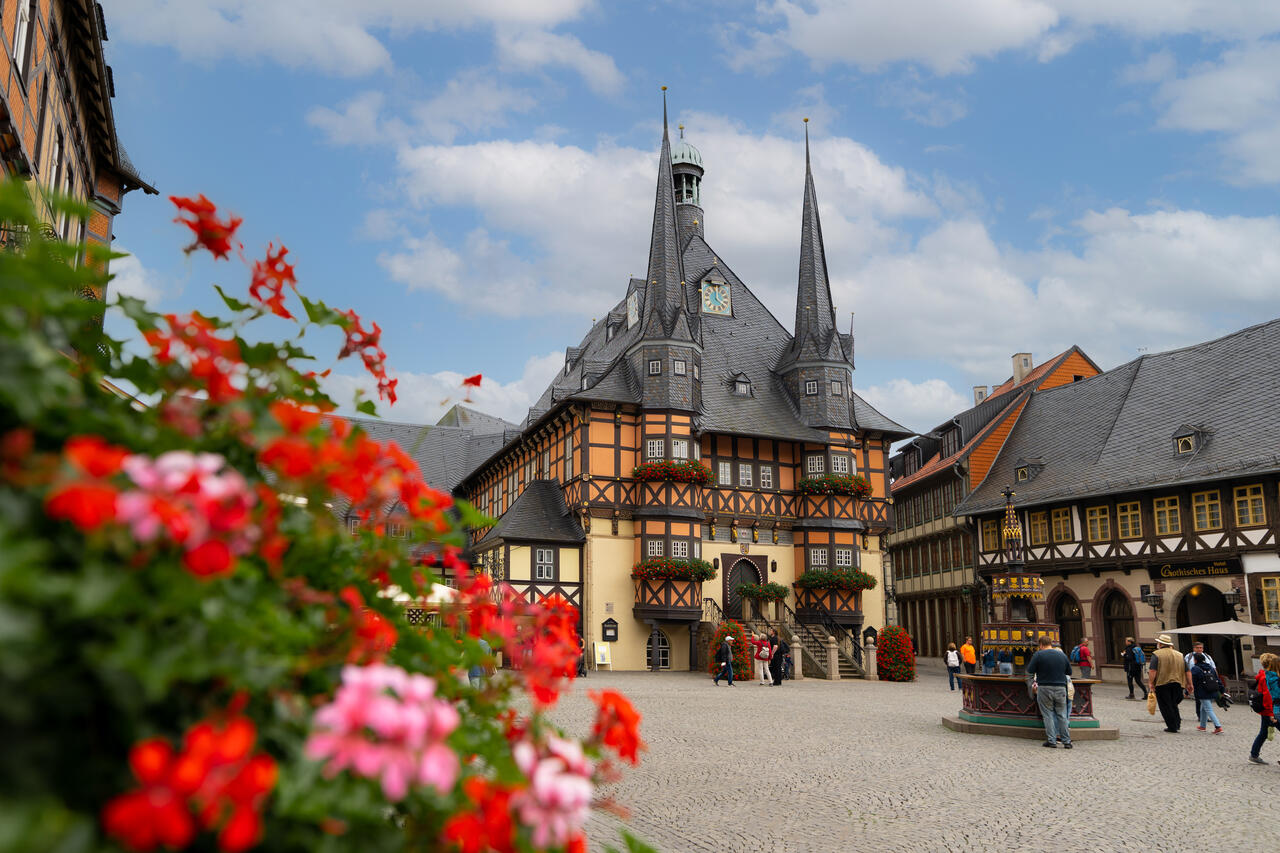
[701,282,731,315]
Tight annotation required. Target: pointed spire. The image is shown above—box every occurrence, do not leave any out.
[641,87,694,343]
[788,118,843,364]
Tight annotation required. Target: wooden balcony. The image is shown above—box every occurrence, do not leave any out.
[793,586,864,629]
[635,479,705,517]
[632,578,703,623]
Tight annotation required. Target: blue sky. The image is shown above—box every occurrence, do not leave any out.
[103,1,1280,433]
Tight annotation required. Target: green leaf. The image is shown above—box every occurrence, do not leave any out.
[300,294,344,327]
[213,284,252,313]
[355,399,377,416]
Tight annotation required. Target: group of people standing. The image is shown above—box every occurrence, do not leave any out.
[944,636,1013,690]
[712,627,790,686]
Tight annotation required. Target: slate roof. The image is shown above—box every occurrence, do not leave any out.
[435,405,516,435]
[891,347,1084,493]
[956,317,1280,515]
[475,480,585,547]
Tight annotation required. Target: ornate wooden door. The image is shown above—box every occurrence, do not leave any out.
[723,559,761,620]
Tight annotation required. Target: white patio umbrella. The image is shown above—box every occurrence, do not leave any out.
[1162,620,1280,678]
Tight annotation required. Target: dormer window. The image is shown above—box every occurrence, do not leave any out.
[735,379,751,395]
[1172,426,1205,456]
[1014,457,1043,483]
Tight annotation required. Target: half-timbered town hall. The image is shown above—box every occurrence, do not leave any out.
[358,102,910,672]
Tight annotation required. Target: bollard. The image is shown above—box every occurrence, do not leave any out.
[864,640,878,681]
[827,636,840,681]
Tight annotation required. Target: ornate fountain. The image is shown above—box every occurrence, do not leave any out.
[942,488,1117,740]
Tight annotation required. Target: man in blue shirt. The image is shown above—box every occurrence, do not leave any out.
[469,637,492,689]
[1026,634,1074,749]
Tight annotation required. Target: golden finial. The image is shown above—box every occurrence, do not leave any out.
[678,123,684,139]
[661,85,668,91]
[803,117,809,123]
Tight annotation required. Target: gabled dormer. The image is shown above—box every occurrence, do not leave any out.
[1013,456,1045,483]
[1172,424,1209,456]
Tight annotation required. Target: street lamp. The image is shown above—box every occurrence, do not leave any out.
[1223,588,1244,616]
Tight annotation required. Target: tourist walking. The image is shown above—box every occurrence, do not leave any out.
[1248,653,1280,764]
[1149,633,1192,733]
[1122,637,1148,700]
[998,649,1013,676]
[1077,638,1095,679]
[982,647,996,675]
[750,632,772,686]
[1184,641,1216,672]
[1026,635,1073,749]
[1190,652,1224,733]
[713,635,736,686]
[945,643,963,690]
[961,637,977,674]
[769,633,789,685]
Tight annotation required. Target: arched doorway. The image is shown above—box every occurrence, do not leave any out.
[1175,583,1232,665]
[1101,590,1134,663]
[645,629,670,670]
[723,559,761,620]
[1055,593,1083,652]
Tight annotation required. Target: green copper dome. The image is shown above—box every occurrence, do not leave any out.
[671,140,702,167]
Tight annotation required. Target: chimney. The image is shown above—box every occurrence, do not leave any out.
[1012,352,1033,385]
[973,386,988,405]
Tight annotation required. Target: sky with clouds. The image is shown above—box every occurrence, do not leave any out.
[102,0,1280,435]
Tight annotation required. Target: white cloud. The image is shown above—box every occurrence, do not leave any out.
[876,76,968,127]
[859,378,970,434]
[412,70,537,142]
[729,0,1280,77]
[307,91,390,146]
[845,207,1280,381]
[109,0,597,75]
[379,115,936,321]
[109,251,165,304]
[1145,40,1280,184]
[733,0,1060,76]
[495,29,625,96]
[323,350,562,425]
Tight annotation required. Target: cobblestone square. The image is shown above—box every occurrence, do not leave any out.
[550,665,1280,853]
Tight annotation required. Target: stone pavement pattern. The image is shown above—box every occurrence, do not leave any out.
[547,663,1280,853]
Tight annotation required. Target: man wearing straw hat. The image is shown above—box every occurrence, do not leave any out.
[1149,633,1193,732]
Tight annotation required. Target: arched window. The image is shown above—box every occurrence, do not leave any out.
[1101,590,1134,663]
[645,629,670,671]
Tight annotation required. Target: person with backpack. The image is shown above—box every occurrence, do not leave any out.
[768,630,789,686]
[1191,652,1224,733]
[1122,637,1148,700]
[1248,653,1280,764]
[982,647,996,675]
[944,643,963,690]
[1076,639,1094,679]
[712,635,736,686]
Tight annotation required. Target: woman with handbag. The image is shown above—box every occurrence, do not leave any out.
[1190,652,1224,734]
[749,632,772,686]
[1248,653,1280,764]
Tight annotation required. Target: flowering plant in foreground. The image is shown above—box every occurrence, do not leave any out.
[0,182,652,853]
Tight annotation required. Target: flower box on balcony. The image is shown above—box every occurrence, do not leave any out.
[797,474,871,498]
[793,569,876,629]
[632,460,714,486]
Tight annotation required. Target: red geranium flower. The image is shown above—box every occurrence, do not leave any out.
[248,244,296,319]
[46,481,118,530]
[170,195,243,260]
[589,689,645,765]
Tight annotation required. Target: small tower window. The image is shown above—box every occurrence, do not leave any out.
[805,380,819,396]
[831,380,843,396]
[673,360,687,376]
[693,364,701,380]
[648,360,662,376]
